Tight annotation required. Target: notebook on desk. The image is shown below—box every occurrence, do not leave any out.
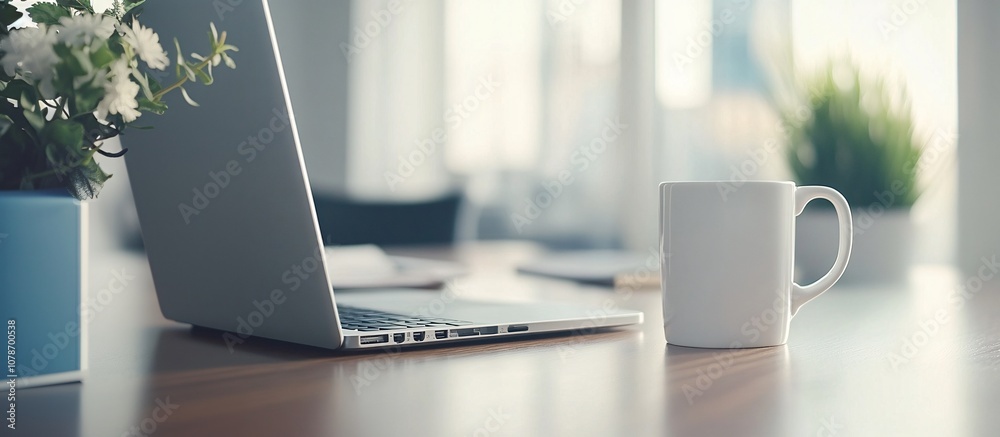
[517,250,661,288]
[325,245,465,289]
[120,0,642,350]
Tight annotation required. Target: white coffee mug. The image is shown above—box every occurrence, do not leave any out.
[659,181,852,348]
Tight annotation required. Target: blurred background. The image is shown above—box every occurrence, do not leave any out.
[85,0,972,275]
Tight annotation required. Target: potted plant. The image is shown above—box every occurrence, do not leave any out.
[784,60,923,284]
[0,0,236,387]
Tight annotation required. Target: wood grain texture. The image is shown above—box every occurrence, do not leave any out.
[15,242,1000,437]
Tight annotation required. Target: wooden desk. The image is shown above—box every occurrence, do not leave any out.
[17,242,1000,436]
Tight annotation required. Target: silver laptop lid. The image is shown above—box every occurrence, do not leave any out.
[122,0,343,349]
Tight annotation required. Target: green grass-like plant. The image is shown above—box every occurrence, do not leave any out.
[785,61,922,208]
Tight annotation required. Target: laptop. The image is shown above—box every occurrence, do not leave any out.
[122,0,642,350]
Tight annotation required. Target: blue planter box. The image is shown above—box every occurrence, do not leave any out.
[0,190,87,388]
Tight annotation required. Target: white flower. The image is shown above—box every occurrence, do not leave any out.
[96,59,141,122]
[107,56,132,80]
[120,19,169,70]
[57,14,116,47]
[0,25,59,98]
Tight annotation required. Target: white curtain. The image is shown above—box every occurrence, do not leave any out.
[347,0,631,248]
[344,0,956,256]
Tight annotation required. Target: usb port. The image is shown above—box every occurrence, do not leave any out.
[393,333,406,343]
[454,326,499,337]
[413,332,425,342]
[435,330,447,339]
[453,328,478,337]
[360,334,388,345]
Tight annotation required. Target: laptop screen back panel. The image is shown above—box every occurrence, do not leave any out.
[122,0,343,349]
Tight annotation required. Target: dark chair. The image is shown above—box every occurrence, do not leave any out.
[311,193,462,246]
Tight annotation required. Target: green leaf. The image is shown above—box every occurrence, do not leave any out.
[117,0,144,22]
[131,71,153,100]
[0,3,23,29]
[107,32,125,56]
[19,93,36,112]
[26,2,69,26]
[138,98,167,115]
[0,98,37,146]
[147,75,163,95]
[194,67,213,85]
[0,79,36,102]
[53,44,87,77]
[56,0,94,14]
[43,119,85,149]
[181,63,196,81]
[73,84,104,115]
[22,109,45,131]
[105,113,125,129]
[77,113,121,142]
[43,141,66,171]
[0,114,12,138]
[90,44,116,69]
[173,38,184,78]
[123,0,144,14]
[67,158,110,200]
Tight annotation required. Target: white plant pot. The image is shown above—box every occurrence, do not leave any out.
[795,207,912,285]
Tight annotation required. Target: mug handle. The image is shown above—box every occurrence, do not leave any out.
[791,186,853,317]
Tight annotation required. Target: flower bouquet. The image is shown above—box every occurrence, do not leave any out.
[0,0,237,199]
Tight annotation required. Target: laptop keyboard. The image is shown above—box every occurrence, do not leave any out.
[337,305,473,332]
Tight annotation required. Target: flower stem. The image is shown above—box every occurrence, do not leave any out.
[152,34,229,101]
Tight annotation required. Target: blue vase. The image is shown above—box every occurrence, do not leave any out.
[0,190,87,388]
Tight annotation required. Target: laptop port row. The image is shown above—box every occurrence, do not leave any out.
[361,326,507,345]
